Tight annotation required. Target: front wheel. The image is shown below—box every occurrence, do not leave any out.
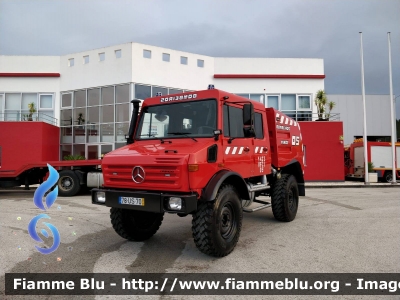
[192,184,243,257]
[110,208,164,241]
[271,174,299,222]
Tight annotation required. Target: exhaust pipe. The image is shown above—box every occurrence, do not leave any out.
[126,99,142,145]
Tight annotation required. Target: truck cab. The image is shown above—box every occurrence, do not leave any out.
[92,88,305,257]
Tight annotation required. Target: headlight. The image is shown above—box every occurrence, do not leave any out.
[96,192,106,203]
[168,197,182,210]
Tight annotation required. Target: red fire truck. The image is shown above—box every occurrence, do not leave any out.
[91,88,305,257]
[344,141,400,182]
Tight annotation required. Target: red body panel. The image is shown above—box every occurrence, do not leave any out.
[299,121,344,181]
[0,122,101,178]
[102,89,304,196]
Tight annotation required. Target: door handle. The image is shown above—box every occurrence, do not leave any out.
[244,147,250,152]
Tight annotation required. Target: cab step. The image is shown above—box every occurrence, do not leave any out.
[243,199,271,213]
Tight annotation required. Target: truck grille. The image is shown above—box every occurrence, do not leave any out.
[104,158,183,188]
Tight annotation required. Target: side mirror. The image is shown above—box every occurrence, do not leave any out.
[213,129,222,141]
[243,103,255,137]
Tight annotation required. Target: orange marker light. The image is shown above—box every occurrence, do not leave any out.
[188,164,199,172]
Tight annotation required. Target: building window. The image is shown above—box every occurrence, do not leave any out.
[116,84,130,103]
[135,84,151,100]
[267,96,279,109]
[152,86,167,97]
[162,53,170,62]
[115,49,121,58]
[143,49,151,59]
[298,95,311,110]
[83,55,89,64]
[180,56,188,65]
[61,93,72,108]
[40,94,53,109]
[99,52,105,61]
[236,94,249,99]
[74,90,86,107]
[249,94,264,104]
[168,88,183,95]
[68,58,74,67]
[197,59,204,68]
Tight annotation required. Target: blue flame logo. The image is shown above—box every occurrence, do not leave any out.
[28,164,61,254]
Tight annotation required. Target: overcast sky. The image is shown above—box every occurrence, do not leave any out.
[1,0,399,114]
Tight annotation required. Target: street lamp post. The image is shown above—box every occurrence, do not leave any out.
[359,32,369,185]
[387,32,397,185]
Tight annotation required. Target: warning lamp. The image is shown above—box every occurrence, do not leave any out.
[208,84,215,90]
[156,92,162,96]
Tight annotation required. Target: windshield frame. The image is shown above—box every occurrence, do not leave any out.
[135,98,218,141]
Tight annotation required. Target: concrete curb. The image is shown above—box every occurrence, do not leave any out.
[306,184,400,188]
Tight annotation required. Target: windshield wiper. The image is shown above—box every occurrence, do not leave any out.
[140,134,172,143]
[167,132,198,142]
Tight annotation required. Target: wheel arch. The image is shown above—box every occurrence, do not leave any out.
[202,170,250,201]
[280,160,305,196]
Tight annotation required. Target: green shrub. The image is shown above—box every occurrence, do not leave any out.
[63,154,86,161]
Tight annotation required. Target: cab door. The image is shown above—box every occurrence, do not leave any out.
[252,111,271,176]
[222,104,254,178]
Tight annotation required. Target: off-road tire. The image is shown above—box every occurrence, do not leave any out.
[271,174,299,222]
[192,184,243,257]
[57,170,81,197]
[110,208,164,241]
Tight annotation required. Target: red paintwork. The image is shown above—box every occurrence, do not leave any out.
[345,141,400,179]
[0,73,60,77]
[299,121,344,181]
[0,122,101,178]
[213,74,325,79]
[102,89,304,196]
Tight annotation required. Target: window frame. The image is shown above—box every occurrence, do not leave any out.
[297,94,312,110]
[68,58,74,67]
[223,104,245,138]
[197,59,204,68]
[115,49,122,58]
[83,55,89,64]
[254,112,264,139]
[39,93,54,110]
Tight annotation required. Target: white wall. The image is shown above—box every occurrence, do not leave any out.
[131,43,214,91]
[0,55,60,125]
[59,43,133,91]
[214,58,324,75]
[327,94,392,144]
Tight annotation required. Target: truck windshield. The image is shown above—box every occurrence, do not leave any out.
[136,99,217,140]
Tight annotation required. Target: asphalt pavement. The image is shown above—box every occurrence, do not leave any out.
[1,187,399,300]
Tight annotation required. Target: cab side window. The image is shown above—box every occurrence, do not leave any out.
[254,112,264,139]
[223,105,245,138]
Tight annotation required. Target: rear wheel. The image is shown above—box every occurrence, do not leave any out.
[384,171,393,183]
[110,208,164,241]
[271,174,299,222]
[58,170,81,196]
[192,184,243,257]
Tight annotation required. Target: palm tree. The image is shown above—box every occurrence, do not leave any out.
[314,90,327,120]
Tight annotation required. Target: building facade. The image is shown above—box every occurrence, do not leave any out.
[1,42,327,160]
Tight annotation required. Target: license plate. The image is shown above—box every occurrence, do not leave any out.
[119,197,145,206]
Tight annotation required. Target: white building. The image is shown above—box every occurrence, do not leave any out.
[1,42,327,159]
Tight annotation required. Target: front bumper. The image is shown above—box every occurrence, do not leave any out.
[91,188,197,214]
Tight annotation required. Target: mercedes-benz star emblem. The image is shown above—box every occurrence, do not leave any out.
[132,166,145,183]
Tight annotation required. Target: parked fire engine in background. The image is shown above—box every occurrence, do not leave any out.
[344,140,400,182]
[91,86,305,257]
